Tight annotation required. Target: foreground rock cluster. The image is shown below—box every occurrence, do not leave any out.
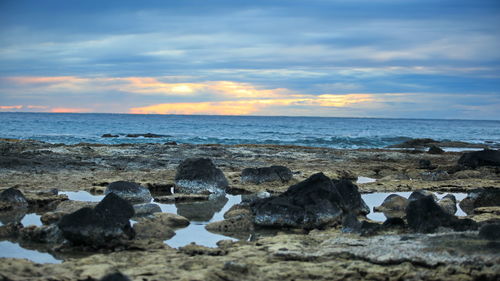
[0,139,499,280]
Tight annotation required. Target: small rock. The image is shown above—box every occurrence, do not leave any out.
[241,165,293,184]
[19,224,63,244]
[175,158,229,194]
[418,159,432,169]
[154,194,210,203]
[105,181,152,203]
[223,261,248,273]
[438,194,457,215]
[179,243,226,256]
[478,223,500,240]
[100,272,131,281]
[420,170,450,181]
[373,194,408,219]
[459,188,500,215]
[408,190,437,201]
[458,149,500,168]
[428,145,444,154]
[0,187,28,207]
[133,203,161,217]
[101,134,119,138]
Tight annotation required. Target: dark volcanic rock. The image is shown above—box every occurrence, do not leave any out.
[406,196,477,233]
[420,170,450,181]
[458,149,500,168]
[125,133,165,138]
[390,138,436,148]
[241,165,293,184]
[0,187,28,207]
[132,203,161,217]
[251,173,368,229]
[101,134,118,138]
[57,193,135,247]
[175,158,229,194]
[438,194,457,215]
[478,223,500,240]
[100,272,131,281]
[418,159,432,169]
[408,190,437,202]
[105,181,152,203]
[459,188,500,215]
[428,145,444,154]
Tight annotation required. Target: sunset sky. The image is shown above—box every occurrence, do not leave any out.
[1,0,499,119]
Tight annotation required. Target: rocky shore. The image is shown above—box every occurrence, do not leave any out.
[0,138,499,280]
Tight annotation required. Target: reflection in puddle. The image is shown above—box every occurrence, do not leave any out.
[0,210,42,227]
[362,192,467,222]
[21,213,42,227]
[357,176,376,184]
[59,190,243,248]
[0,241,61,264]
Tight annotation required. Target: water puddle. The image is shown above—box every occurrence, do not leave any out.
[0,241,61,264]
[61,190,242,248]
[357,176,376,184]
[362,192,467,222]
[0,211,42,227]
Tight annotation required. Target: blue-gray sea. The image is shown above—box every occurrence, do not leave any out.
[1,112,499,149]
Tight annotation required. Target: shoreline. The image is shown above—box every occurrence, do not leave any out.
[0,139,499,280]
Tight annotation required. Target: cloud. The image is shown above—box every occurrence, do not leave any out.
[50,107,90,113]
[0,105,23,110]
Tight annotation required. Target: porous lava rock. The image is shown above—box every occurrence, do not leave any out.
[105,181,152,203]
[57,193,135,247]
[0,187,28,207]
[459,188,500,215]
[458,149,500,168]
[251,173,368,229]
[241,165,293,184]
[175,158,228,194]
[406,195,477,233]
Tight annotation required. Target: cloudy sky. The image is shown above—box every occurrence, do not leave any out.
[1,0,499,119]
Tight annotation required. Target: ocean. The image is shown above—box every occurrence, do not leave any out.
[1,112,499,149]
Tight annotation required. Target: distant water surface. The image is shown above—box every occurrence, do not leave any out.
[1,112,499,149]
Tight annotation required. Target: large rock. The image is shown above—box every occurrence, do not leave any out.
[251,173,368,229]
[0,187,28,208]
[57,193,135,247]
[458,149,500,168]
[459,188,500,215]
[406,195,477,233]
[105,181,152,203]
[175,158,228,194]
[241,166,293,184]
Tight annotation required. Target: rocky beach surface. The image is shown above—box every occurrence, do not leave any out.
[0,138,499,280]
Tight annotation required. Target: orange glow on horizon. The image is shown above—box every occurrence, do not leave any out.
[50,107,90,113]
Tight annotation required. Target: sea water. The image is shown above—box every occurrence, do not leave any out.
[0,112,499,148]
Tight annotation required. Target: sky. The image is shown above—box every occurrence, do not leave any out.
[0,0,499,119]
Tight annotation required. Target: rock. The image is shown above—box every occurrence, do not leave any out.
[101,134,118,138]
[57,193,135,247]
[179,243,226,256]
[241,191,271,204]
[390,138,436,148]
[418,159,432,169]
[100,272,131,281]
[223,261,248,273]
[438,194,457,215]
[19,224,63,244]
[133,203,161,217]
[205,216,254,233]
[175,158,229,194]
[133,212,189,240]
[459,188,500,215]
[478,223,500,240]
[420,170,450,181]
[251,173,368,229]
[241,165,293,184]
[341,213,380,235]
[105,181,152,203]
[0,223,22,238]
[0,209,27,225]
[125,133,165,138]
[373,194,408,219]
[41,201,97,224]
[0,187,28,207]
[136,212,190,228]
[458,149,500,168]
[428,145,444,154]
[408,190,437,201]
[406,195,477,233]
